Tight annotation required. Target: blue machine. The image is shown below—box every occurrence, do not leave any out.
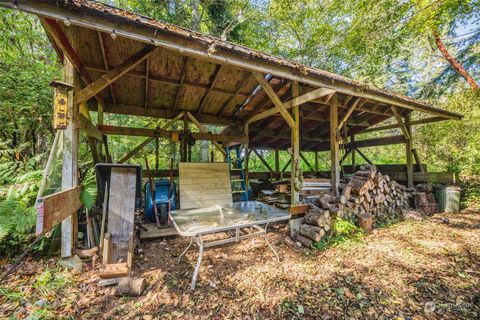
[144,180,176,225]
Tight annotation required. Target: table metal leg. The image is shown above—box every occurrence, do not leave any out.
[191,236,204,290]
[177,237,193,263]
[263,223,280,262]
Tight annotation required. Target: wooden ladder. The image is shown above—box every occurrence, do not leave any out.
[226,146,248,201]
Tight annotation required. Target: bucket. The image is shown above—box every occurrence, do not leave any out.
[434,185,461,213]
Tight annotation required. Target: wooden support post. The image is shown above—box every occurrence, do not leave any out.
[244,124,250,189]
[97,99,105,160]
[181,113,188,162]
[274,149,279,172]
[405,114,414,188]
[351,135,356,172]
[412,149,425,173]
[314,151,319,172]
[330,94,340,196]
[291,81,300,205]
[61,60,79,258]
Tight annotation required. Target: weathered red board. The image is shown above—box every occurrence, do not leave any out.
[36,186,82,236]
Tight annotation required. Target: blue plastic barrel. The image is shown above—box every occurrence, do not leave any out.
[144,180,176,224]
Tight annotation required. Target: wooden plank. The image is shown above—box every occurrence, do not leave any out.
[74,45,158,105]
[107,167,137,263]
[76,113,103,141]
[179,162,232,209]
[253,73,295,128]
[139,224,178,241]
[330,94,339,196]
[99,263,129,279]
[36,186,82,236]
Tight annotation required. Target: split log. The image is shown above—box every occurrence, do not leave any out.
[304,211,330,227]
[300,224,325,242]
[351,179,369,196]
[296,234,313,248]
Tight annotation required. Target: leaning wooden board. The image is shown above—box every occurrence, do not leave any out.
[107,167,136,263]
[179,162,233,209]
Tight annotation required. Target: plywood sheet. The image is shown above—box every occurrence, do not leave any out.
[107,167,136,263]
[179,162,232,209]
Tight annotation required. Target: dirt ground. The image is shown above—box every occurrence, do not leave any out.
[1,209,480,319]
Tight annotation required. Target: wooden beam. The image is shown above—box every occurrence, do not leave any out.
[252,149,274,172]
[84,64,248,98]
[282,158,292,172]
[351,135,356,171]
[97,31,117,108]
[314,151,319,171]
[76,113,103,141]
[330,94,340,195]
[337,97,361,131]
[299,152,314,172]
[74,45,157,105]
[362,116,448,134]
[117,112,184,164]
[99,123,246,144]
[253,73,295,128]
[247,86,334,124]
[186,112,227,155]
[355,147,373,165]
[339,148,352,164]
[412,149,425,173]
[391,107,411,140]
[97,103,238,126]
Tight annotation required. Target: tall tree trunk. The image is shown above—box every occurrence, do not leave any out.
[191,0,200,31]
[433,30,479,91]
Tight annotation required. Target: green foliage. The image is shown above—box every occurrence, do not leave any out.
[314,218,364,251]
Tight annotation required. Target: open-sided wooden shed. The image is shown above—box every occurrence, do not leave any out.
[1,0,462,257]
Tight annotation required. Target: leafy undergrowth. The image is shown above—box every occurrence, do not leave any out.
[1,210,480,319]
[314,218,364,251]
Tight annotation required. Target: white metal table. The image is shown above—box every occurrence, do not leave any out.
[169,201,291,290]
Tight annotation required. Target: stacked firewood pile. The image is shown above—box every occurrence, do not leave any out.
[341,164,411,220]
[295,164,413,247]
[411,183,438,215]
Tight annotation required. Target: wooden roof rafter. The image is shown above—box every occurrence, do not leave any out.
[171,56,189,111]
[196,64,224,113]
[97,31,117,109]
